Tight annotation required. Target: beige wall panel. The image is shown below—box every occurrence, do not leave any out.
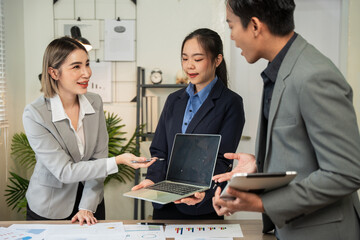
[113,81,136,102]
[95,40,105,61]
[75,0,95,19]
[54,0,74,19]
[116,0,135,20]
[96,0,115,19]
[103,103,136,140]
[115,62,137,82]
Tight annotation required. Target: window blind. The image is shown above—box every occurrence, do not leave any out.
[0,0,7,129]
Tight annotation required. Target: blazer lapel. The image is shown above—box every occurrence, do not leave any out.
[83,99,97,161]
[264,78,285,170]
[46,98,82,162]
[54,120,82,162]
[172,91,190,133]
[263,34,308,171]
[186,80,223,133]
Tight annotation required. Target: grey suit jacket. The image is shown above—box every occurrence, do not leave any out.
[23,92,110,219]
[256,35,360,239]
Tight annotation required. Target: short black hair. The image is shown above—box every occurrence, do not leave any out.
[227,0,296,36]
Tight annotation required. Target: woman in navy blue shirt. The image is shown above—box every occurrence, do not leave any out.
[133,28,245,219]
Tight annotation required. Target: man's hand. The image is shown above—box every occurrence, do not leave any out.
[213,153,257,183]
[174,192,205,205]
[71,210,97,226]
[212,187,264,216]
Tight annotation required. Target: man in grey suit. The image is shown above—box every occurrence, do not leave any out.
[212,1,360,239]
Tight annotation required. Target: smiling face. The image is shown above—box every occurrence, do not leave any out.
[181,38,221,93]
[49,49,91,99]
[226,6,262,64]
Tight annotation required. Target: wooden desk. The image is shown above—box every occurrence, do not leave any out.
[0,219,276,240]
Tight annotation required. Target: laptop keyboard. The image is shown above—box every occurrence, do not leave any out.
[146,182,203,195]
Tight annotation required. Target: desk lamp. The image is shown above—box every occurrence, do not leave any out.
[70,26,92,51]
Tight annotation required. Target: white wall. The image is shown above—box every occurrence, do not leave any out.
[348,0,360,199]
[137,0,227,84]
[348,0,360,129]
[2,0,40,221]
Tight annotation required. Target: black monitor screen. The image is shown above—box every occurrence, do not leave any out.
[166,134,221,187]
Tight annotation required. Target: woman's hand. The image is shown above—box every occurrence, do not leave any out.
[71,210,97,225]
[115,153,155,169]
[174,192,205,206]
[132,179,155,191]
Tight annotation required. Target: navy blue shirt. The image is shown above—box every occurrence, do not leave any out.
[261,32,298,120]
[182,77,218,133]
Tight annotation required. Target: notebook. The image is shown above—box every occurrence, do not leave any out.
[123,133,221,204]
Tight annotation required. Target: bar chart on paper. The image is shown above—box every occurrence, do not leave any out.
[164,224,243,238]
[89,61,112,103]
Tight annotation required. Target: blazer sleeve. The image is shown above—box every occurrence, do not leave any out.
[80,95,109,212]
[261,67,360,227]
[23,102,109,184]
[146,95,172,183]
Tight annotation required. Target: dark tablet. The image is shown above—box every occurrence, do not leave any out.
[220,171,297,200]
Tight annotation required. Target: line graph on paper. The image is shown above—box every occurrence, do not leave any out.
[165,224,243,238]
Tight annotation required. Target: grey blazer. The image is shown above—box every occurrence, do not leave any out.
[256,35,360,239]
[23,92,110,219]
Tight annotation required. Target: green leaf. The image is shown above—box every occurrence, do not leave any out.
[104,111,144,185]
[5,172,29,212]
[11,133,36,170]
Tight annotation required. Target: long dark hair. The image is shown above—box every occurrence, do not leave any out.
[181,28,228,87]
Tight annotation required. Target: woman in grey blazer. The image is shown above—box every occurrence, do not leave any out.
[23,37,154,225]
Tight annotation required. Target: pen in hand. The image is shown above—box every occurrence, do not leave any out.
[213,163,233,189]
[131,158,165,163]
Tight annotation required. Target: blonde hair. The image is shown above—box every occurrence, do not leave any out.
[40,37,87,98]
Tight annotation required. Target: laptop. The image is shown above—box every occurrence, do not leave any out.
[123,133,221,204]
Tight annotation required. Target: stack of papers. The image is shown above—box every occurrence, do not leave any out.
[7,223,127,240]
[1,223,242,240]
[0,226,42,240]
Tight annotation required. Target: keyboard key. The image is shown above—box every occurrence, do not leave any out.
[146,182,202,195]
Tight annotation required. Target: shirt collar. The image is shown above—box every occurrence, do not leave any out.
[186,76,218,102]
[50,94,95,123]
[261,32,298,84]
[78,94,95,116]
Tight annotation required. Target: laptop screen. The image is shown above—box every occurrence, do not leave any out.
[166,134,221,187]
